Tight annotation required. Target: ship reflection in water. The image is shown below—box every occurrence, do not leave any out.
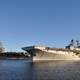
[0,60,80,80]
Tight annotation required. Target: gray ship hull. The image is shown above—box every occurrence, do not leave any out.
[31,49,80,62]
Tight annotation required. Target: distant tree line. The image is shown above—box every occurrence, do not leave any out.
[0,52,28,58]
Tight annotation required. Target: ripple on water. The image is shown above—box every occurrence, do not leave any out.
[0,60,80,80]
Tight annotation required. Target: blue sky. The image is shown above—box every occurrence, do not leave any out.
[0,0,80,51]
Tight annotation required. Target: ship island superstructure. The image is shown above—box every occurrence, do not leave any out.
[22,40,80,62]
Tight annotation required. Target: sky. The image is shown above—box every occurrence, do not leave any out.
[0,0,80,51]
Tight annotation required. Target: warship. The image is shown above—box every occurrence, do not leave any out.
[22,40,80,62]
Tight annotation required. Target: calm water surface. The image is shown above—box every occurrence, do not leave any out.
[0,60,80,80]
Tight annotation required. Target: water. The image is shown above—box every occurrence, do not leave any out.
[0,60,80,80]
